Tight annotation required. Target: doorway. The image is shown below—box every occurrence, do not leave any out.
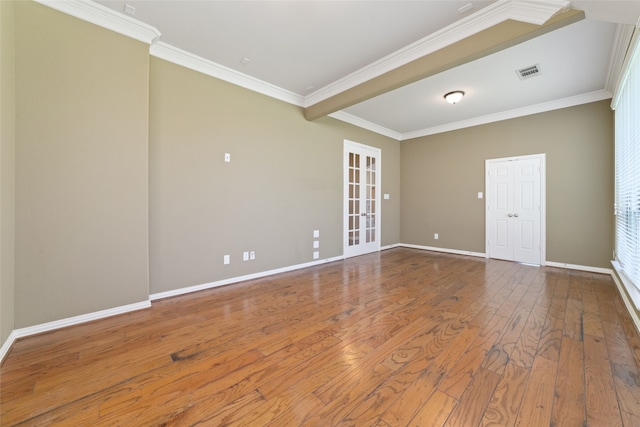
[344,140,381,258]
[486,154,545,265]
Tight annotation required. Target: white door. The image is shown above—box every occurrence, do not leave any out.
[486,154,545,265]
[344,140,381,258]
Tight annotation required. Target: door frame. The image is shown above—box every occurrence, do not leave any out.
[343,139,382,258]
[485,153,546,265]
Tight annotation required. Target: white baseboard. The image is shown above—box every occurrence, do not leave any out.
[0,300,150,363]
[544,261,613,275]
[150,255,345,301]
[1,256,347,362]
[380,244,402,251]
[0,330,19,364]
[2,249,628,363]
[398,243,486,258]
[610,261,640,336]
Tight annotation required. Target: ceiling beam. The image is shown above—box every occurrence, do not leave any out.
[304,8,584,121]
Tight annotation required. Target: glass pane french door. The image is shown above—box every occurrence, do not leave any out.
[344,140,381,258]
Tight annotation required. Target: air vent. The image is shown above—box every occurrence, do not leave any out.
[516,64,541,80]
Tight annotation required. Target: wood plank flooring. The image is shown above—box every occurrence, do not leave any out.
[2,248,640,426]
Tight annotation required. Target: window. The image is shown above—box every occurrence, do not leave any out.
[613,30,640,307]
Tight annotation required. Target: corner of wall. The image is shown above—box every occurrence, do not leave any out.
[0,0,17,358]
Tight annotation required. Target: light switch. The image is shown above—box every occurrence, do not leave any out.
[477,192,483,199]
[313,240,320,249]
[313,230,320,238]
[384,194,390,200]
[224,153,231,162]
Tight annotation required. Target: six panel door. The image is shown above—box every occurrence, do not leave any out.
[487,156,543,265]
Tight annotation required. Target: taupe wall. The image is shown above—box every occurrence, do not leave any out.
[13,2,150,327]
[401,100,614,268]
[1,0,16,345]
[0,0,616,350]
[149,58,400,294]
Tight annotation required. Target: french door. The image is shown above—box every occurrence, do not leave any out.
[486,154,545,265]
[344,140,381,258]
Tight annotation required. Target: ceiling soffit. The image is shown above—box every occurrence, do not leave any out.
[304,7,585,120]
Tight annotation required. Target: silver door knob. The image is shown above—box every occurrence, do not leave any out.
[514,213,519,217]
[508,213,513,217]
[361,212,367,216]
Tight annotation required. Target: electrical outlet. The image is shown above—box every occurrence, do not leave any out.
[223,254,230,265]
[313,240,320,249]
[250,251,255,260]
[313,230,320,238]
[243,252,249,261]
[313,251,320,259]
[224,153,231,162]
[434,233,439,240]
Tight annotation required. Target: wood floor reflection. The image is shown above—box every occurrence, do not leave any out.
[2,248,640,426]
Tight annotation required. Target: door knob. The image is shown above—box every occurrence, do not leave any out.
[514,213,519,217]
[508,213,513,217]
[361,212,367,216]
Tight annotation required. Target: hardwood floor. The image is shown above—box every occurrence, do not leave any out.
[2,248,640,426]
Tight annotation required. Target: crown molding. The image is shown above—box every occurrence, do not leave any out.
[606,23,636,95]
[34,0,161,44]
[400,89,612,140]
[303,0,570,108]
[150,42,305,106]
[328,112,402,141]
[509,0,571,25]
[611,24,640,109]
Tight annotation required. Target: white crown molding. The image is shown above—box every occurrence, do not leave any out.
[34,0,161,44]
[150,42,305,107]
[509,0,571,25]
[304,0,570,108]
[329,112,402,141]
[606,23,636,96]
[611,25,640,109]
[401,89,612,140]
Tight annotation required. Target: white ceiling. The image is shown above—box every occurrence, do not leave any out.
[95,0,640,140]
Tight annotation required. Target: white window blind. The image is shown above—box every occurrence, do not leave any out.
[614,30,640,302]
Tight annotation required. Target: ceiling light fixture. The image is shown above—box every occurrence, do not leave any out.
[444,91,465,104]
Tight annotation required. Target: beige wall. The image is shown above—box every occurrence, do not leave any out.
[13,2,150,327]
[0,0,618,349]
[149,58,400,294]
[1,0,16,344]
[401,100,614,268]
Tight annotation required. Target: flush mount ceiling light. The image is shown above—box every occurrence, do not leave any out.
[444,90,465,104]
